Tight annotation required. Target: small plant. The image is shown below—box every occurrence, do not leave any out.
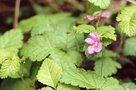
[0,0,136,90]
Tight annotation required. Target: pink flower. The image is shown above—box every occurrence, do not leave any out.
[101,12,110,19]
[85,32,102,54]
[84,15,94,21]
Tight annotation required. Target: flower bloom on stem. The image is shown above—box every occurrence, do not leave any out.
[85,32,102,54]
[101,11,110,19]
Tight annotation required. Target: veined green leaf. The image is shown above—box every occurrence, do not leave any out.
[96,26,116,46]
[50,49,82,66]
[60,64,124,90]
[94,58,121,77]
[93,49,118,59]
[37,59,62,89]
[88,0,111,9]
[0,29,23,78]
[74,24,95,34]
[21,30,83,62]
[0,49,20,78]
[0,29,23,52]
[18,13,75,34]
[117,6,136,36]
[97,26,116,41]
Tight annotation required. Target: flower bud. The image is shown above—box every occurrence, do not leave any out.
[84,15,94,21]
[101,12,110,19]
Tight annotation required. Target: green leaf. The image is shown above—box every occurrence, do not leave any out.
[97,26,116,41]
[18,15,46,33]
[40,87,54,90]
[0,79,35,90]
[0,29,23,52]
[93,49,118,59]
[21,30,83,62]
[50,50,82,66]
[123,37,136,56]
[88,0,111,9]
[0,49,20,78]
[31,13,75,36]
[20,13,84,63]
[74,24,95,34]
[117,6,136,36]
[60,64,124,90]
[57,83,80,90]
[122,82,136,90]
[96,26,116,46]
[94,58,121,77]
[0,29,23,78]
[20,13,83,62]
[18,13,75,34]
[86,2,101,15]
[37,58,62,89]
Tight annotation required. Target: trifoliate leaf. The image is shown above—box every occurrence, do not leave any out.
[0,49,20,78]
[123,37,136,56]
[0,29,23,52]
[97,26,116,40]
[57,83,80,90]
[40,87,53,90]
[94,58,121,77]
[37,58,62,89]
[60,64,124,90]
[88,0,111,9]
[122,82,136,90]
[117,6,136,36]
[0,79,35,90]
[74,24,95,34]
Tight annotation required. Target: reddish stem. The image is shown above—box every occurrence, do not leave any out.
[13,0,20,28]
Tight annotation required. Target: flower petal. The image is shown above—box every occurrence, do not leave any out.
[87,46,95,54]
[94,42,102,52]
[85,38,95,44]
[89,32,99,40]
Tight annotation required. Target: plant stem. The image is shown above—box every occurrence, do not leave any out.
[13,0,20,28]
[18,72,25,82]
[118,33,125,53]
[96,12,102,28]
